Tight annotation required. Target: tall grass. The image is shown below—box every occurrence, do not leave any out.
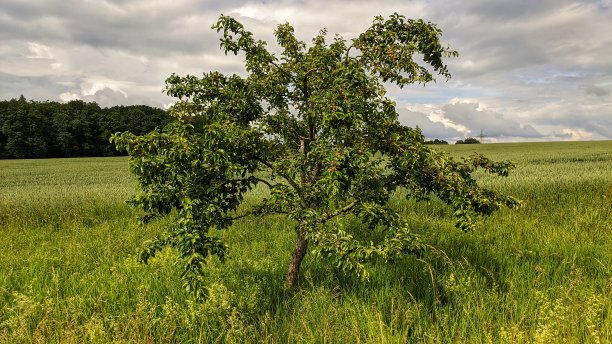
[1,142,610,343]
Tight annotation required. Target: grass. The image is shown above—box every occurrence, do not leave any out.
[0,141,610,343]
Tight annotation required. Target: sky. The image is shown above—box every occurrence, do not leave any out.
[1,0,611,142]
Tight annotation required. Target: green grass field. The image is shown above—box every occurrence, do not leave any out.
[1,141,611,343]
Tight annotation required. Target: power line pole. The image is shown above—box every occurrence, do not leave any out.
[478,129,485,143]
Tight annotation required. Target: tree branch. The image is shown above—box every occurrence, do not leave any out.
[253,177,274,189]
[256,157,303,197]
[230,208,288,221]
[222,177,274,189]
[268,58,295,81]
[344,43,356,60]
[302,69,316,144]
[321,199,360,222]
[230,212,255,221]
[310,160,322,183]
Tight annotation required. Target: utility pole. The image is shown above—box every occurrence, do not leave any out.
[478,129,485,143]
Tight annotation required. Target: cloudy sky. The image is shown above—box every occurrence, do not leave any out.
[1,0,611,142]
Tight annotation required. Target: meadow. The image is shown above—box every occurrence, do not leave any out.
[0,140,610,343]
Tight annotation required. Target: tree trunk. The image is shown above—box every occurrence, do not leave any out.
[285,226,308,289]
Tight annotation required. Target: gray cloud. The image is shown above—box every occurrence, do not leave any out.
[0,73,67,100]
[0,0,224,56]
[583,84,610,96]
[440,102,543,138]
[527,99,612,140]
[0,0,611,140]
[397,108,462,140]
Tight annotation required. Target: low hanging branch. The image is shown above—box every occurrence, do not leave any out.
[112,13,521,299]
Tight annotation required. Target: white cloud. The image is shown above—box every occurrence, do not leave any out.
[560,128,595,141]
[396,106,462,140]
[406,104,470,134]
[80,77,131,97]
[59,91,79,102]
[441,102,544,138]
[25,42,53,59]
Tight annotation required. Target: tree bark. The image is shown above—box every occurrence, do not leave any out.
[285,226,308,289]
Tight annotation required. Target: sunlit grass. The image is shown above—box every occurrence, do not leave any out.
[1,141,610,343]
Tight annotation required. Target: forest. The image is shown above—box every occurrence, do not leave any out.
[0,96,171,159]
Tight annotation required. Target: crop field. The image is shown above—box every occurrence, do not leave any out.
[0,140,610,343]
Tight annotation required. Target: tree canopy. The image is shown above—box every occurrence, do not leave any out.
[424,139,449,145]
[0,97,171,158]
[456,137,482,144]
[112,13,521,298]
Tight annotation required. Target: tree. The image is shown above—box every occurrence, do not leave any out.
[424,139,448,145]
[456,137,481,144]
[99,105,172,156]
[112,14,521,298]
[0,97,50,158]
[0,97,172,158]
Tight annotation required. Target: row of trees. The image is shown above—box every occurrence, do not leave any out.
[424,139,449,145]
[0,96,171,159]
[456,137,481,144]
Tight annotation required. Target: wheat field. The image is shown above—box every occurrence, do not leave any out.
[1,141,610,343]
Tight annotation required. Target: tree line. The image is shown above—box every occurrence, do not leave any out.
[0,96,171,159]
[456,137,481,144]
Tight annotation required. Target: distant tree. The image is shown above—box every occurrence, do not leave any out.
[112,14,521,297]
[456,137,480,144]
[0,98,171,158]
[51,109,76,156]
[99,105,172,156]
[424,139,448,145]
[0,97,49,158]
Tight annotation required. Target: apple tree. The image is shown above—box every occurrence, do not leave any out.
[112,14,520,298]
